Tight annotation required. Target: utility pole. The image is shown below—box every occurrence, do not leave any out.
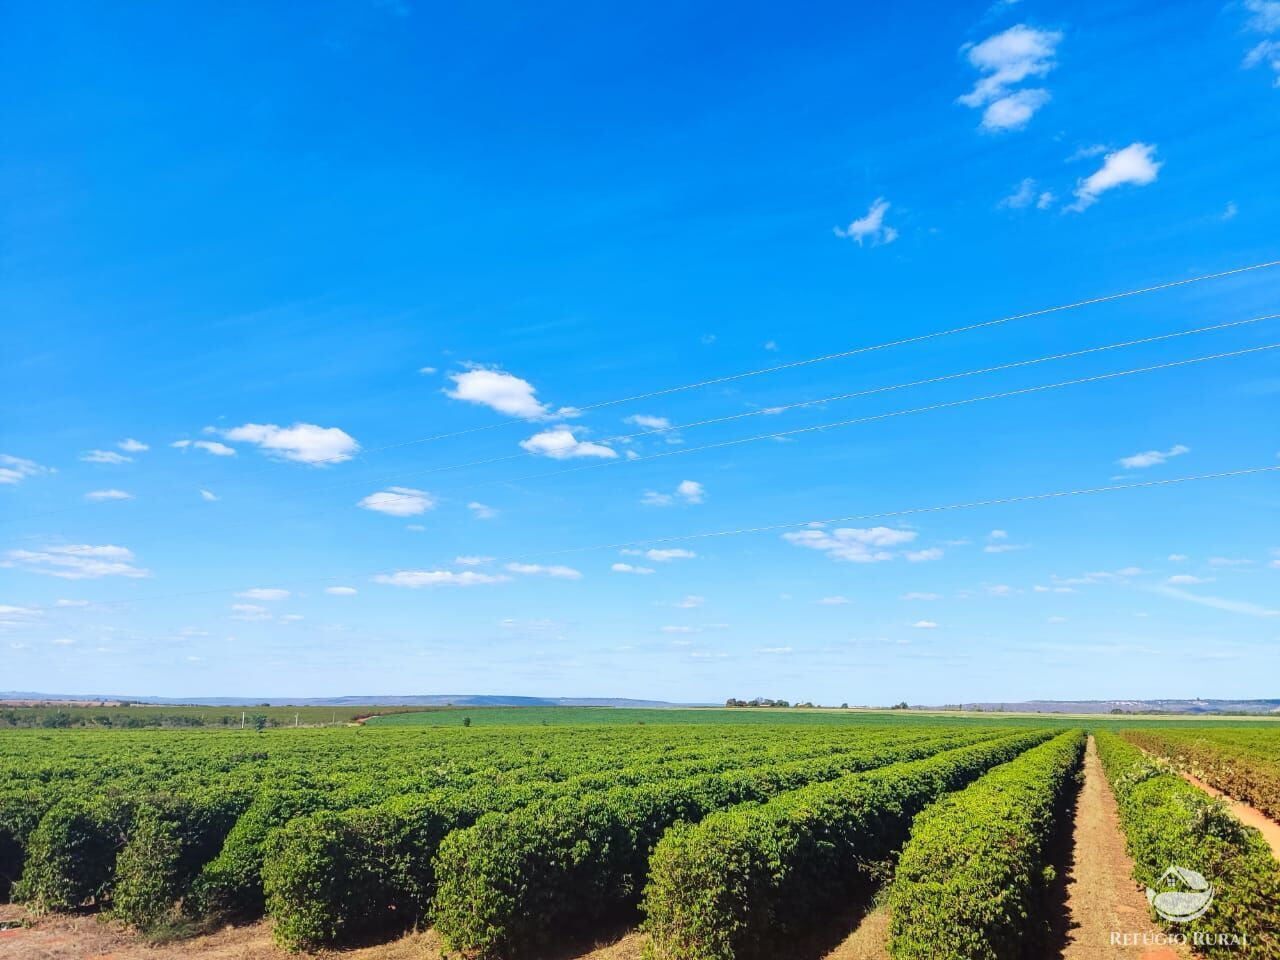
[241,710,245,729]
[295,712,299,728]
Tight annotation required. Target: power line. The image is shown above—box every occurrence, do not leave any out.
[6,311,1275,537]
[52,464,1280,607]
[284,312,1280,496]
[123,256,1280,478]
[5,339,1274,557]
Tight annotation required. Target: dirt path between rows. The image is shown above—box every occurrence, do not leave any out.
[1058,737,1186,960]
[0,912,645,960]
[821,903,890,960]
[1178,772,1280,860]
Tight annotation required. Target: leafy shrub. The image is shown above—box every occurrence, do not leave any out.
[641,731,1055,960]
[432,732,1018,959]
[13,795,134,913]
[1096,732,1280,959]
[1121,729,1280,821]
[887,731,1085,959]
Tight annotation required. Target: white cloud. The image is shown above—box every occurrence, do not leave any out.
[910,620,939,629]
[468,501,498,520]
[418,366,437,375]
[643,479,706,507]
[325,586,358,596]
[200,489,219,502]
[905,548,944,563]
[358,486,436,517]
[4,544,150,580]
[1117,443,1188,469]
[819,596,851,605]
[662,625,699,634]
[506,562,583,580]
[1242,1,1280,85]
[172,439,237,457]
[520,427,617,460]
[901,592,941,600]
[625,414,673,431]
[445,366,550,419]
[1070,143,1162,211]
[959,25,1062,131]
[238,587,291,600]
[676,595,705,608]
[834,198,898,246]
[55,599,90,607]
[634,548,697,562]
[373,569,511,588]
[1167,574,1213,585]
[782,526,917,563]
[1208,557,1251,568]
[221,423,357,465]
[118,438,149,453]
[759,646,793,654]
[1222,201,1239,221]
[0,454,50,485]
[1001,179,1058,211]
[984,543,1029,554]
[1168,553,1188,562]
[764,340,779,352]
[81,449,132,465]
[455,555,493,566]
[989,529,1009,540]
[85,489,132,502]
[52,637,76,645]
[611,562,655,575]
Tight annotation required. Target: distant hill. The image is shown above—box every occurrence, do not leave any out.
[0,692,696,708]
[933,699,1280,715]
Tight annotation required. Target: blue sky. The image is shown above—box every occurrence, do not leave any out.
[2,0,1279,704]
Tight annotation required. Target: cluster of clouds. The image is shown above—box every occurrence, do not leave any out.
[3,544,150,580]
[1242,0,1280,86]
[642,480,705,507]
[371,557,585,589]
[958,24,1063,131]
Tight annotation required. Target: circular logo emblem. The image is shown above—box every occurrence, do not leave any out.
[1146,865,1214,923]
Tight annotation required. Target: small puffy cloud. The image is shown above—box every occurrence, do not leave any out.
[635,548,697,562]
[200,489,220,502]
[625,414,673,431]
[325,586,358,596]
[984,542,1029,554]
[0,454,50,485]
[445,366,550,419]
[834,198,897,246]
[468,501,498,520]
[221,423,356,464]
[238,587,291,600]
[55,599,90,607]
[520,427,617,460]
[172,439,237,457]
[118,438,149,452]
[677,595,705,608]
[819,596,851,605]
[230,603,272,621]
[905,548,944,563]
[958,25,1062,131]
[85,489,132,502]
[455,555,493,566]
[910,620,939,629]
[764,340,779,352]
[506,562,583,580]
[358,486,436,517]
[1167,574,1213,585]
[901,592,941,601]
[1070,143,1162,212]
[373,569,511,588]
[4,544,150,580]
[1222,201,1239,221]
[1168,553,1189,561]
[611,562,655,575]
[782,526,916,563]
[81,449,131,464]
[1117,443,1188,469]
[989,530,1008,540]
[1000,178,1055,210]
[418,366,437,375]
[661,625,699,634]
[643,480,705,507]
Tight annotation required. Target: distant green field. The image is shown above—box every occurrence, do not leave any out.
[366,705,1280,730]
[0,703,432,728]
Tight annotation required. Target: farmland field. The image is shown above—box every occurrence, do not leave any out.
[1,710,1279,960]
